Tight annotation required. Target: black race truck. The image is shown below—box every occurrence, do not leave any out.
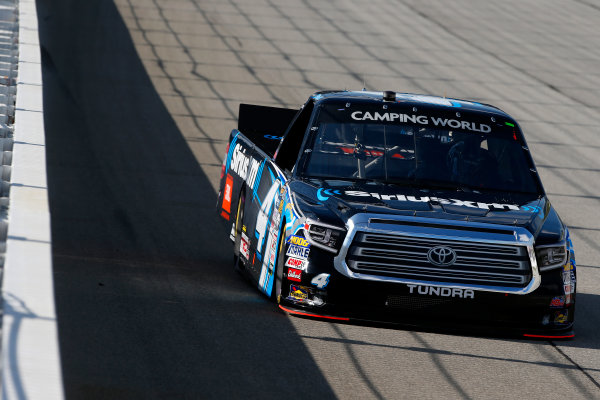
[217,90,575,338]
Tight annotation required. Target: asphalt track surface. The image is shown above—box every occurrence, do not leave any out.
[37,0,600,398]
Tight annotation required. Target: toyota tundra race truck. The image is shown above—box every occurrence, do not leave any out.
[216,90,575,338]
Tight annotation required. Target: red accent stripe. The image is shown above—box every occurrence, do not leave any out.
[523,333,575,339]
[279,305,350,321]
[220,211,230,220]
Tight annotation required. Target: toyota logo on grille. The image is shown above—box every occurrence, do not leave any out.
[427,246,457,266]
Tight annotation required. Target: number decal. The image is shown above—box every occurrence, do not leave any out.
[311,273,330,289]
[255,182,280,254]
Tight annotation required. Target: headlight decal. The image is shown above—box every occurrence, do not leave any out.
[535,241,567,272]
[304,219,347,254]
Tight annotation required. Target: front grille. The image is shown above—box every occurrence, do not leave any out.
[346,232,532,288]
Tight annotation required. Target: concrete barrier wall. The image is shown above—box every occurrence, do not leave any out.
[1,0,63,398]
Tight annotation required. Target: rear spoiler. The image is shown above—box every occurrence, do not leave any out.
[238,103,299,157]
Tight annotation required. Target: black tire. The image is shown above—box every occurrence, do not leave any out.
[233,191,245,272]
[272,222,286,303]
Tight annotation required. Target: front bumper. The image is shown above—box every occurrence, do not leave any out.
[280,215,575,338]
[279,249,575,338]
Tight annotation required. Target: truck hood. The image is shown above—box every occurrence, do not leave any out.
[289,178,549,234]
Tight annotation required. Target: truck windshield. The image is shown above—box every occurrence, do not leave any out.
[301,103,540,194]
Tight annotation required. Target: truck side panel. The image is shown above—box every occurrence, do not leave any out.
[217,130,289,295]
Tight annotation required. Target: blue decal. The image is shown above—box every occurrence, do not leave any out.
[264,135,282,140]
[317,188,341,201]
[521,205,541,213]
[252,160,266,206]
[566,228,576,269]
[268,168,276,186]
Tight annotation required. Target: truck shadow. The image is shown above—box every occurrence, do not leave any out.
[36,0,336,398]
[555,292,600,350]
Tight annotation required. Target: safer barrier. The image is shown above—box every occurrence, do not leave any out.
[0,0,63,398]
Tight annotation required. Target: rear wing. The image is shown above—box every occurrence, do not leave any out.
[238,103,299,157]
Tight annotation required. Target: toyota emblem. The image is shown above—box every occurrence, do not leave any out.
[427,246,457,266]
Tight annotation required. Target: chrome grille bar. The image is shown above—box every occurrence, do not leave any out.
[333,213,540,294]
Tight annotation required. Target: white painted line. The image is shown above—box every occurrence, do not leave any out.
[1,0,64,398]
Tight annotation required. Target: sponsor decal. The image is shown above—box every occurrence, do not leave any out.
[351,111,428,125]
[285,257,307,270]
[286,244,310,259]
[272,204,281,226]
[343,190,535,212]
[564,284,573,295]
[269,227,279,268]
[350,111,491,133]
[287,268,302,282]
[564,258,575,272]
[230,144,250,178]
[222,174,233,213]
[554,310,568,325]
[230,143,260,189]
[562,270,575,295]
[290,284,309,300]
[430,116,491,133]
[311,273,330,289]
[288,235,310,248]
[407,284,475,299]
[565,293,573,304]
[550,296,565,308]
[240,232,249,260]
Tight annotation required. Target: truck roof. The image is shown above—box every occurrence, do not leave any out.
[310,90,511,119]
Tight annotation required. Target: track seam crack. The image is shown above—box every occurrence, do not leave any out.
[550,340,600,390]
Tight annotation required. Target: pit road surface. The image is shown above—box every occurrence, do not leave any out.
[37,0,600,398]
